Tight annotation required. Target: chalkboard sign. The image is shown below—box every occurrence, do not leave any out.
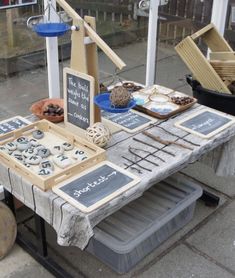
[52,161,140,212]
[64,68,95,133]
[175,109,235,138]
[102,110,156,133]
[0,116,30,135]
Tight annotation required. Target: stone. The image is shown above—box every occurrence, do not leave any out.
[16,141,31,151]
[37,148,51,158]
[53,154,72,168]
[0,146,11,154]
[61,142,74,151]
[29,138,39,147]
[5,142,17,152]
[72,149,88,161]
[32,130,44,139]
[51,145,64,155]
[39,159,54,170]
[12,151,24,163]
[22,148,37,157]
[25,155,42,165]
[38,168,53,176]
[15,136,28,144]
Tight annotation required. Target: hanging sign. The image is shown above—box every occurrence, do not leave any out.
[52,161,140,213]
[102,110,156,133]
[175,109,235,138]
[64,67,95,134]
[0,0,37,10]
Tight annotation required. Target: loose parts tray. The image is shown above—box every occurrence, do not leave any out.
[0,120,106,191]
[86,174,202,273]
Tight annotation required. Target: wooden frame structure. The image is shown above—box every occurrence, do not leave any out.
[175,23,233,94]
[55,0,126,125]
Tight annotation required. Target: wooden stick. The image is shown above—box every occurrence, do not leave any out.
[56,0,126,70]
[142,131,194,151]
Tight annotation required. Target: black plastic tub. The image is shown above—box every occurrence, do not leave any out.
[186,75,235,116]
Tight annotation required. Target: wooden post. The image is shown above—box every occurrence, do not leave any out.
[84,16,101,122]
[6,10,14,48]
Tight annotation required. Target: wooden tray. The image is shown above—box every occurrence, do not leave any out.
[0,120,106,191]
[132,88,197,119]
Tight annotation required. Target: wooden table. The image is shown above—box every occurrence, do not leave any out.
[1,104,235,275]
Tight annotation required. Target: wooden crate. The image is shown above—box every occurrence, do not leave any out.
[175,23,233,94]
[0,120,106,191]
[210,60,235,81]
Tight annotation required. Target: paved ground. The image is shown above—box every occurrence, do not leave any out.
[1,41,235,278]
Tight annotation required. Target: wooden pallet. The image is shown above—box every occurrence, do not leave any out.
[175,23,232,94]
[0,120,106,191]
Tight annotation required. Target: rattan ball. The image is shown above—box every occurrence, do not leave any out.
[85,122,111,147]
[110,86,131,107]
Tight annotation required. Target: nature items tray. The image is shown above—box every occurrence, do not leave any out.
[0,120,106,191]
[132,85,197,119]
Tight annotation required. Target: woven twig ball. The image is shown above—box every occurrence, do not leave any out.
[85,122,111,147]
[109,86,131,107]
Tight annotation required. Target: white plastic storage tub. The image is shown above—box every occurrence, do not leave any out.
[86,174,202,274]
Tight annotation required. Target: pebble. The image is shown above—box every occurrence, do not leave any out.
[12,151,24,162]
[0,146,11,154]
[29,138,39,147]
[38,168,53,176]
[5,142,17,151]
[16,141,31,151]
[16,136,28,143]
[61,142,74,151]
[37,148,51,158]
[51,145,64,155]
[39,159,54,170]
[25,155,42,165]
[72,149,88,161]
[35,145,46,153]
[22,148,37,157]
[32,130,44,139]
[53,154,72,168]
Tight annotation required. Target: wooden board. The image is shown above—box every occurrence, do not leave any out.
[0,116,31,135]
[52,161,140,213]
[101,109,156,133]
[175,109,235,139]
[0,202,17,260]
[64,67,95,135]
[0,120,106,191]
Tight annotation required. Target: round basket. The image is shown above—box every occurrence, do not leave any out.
[30,98,64,123]
[33,23,70,37]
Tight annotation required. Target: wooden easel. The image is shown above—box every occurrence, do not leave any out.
[56,0,126,123]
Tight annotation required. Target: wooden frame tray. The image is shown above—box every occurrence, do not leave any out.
[133,88,197,119]
[0,120,106,191]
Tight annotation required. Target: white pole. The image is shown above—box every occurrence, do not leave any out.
[44,0,61,98]
[211,0,229,35]
[145,0,160,87]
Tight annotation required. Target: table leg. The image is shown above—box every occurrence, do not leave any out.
[3,189,72,278]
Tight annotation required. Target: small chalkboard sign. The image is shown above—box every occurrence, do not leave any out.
[52,161,140,213]
[64,67,95,133]
[175,109,235,138]
[0,116,30,136]
[102,110,156,133]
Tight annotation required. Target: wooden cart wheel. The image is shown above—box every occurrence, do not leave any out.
[0,201,17,260]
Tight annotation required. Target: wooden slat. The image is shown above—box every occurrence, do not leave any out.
[175,36,231,93]
[210,52,235,61]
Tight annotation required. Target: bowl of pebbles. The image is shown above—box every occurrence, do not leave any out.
[30,98,64,123]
